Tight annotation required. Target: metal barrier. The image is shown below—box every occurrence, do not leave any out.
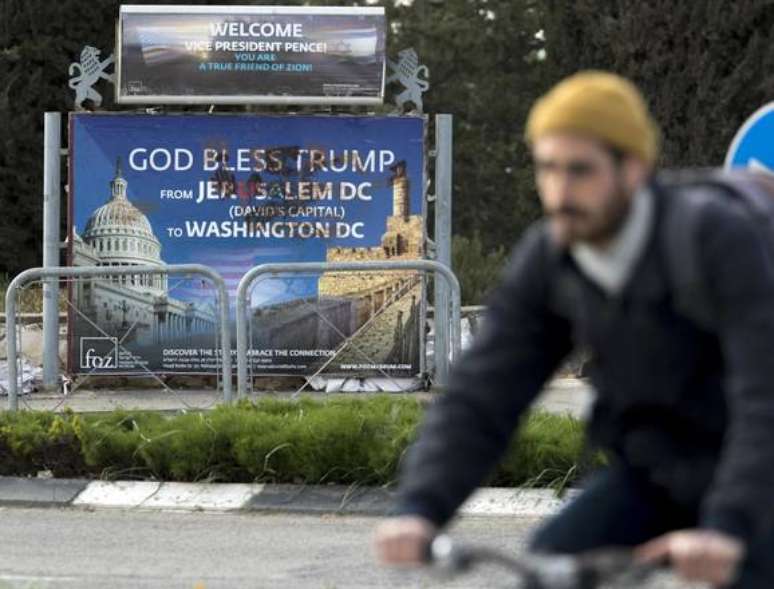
[235,260,461,398]
[5,264,232,411]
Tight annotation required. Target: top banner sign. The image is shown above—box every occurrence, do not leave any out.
[116,5,386,105]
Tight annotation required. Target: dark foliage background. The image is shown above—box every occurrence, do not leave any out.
[2,0,773,300]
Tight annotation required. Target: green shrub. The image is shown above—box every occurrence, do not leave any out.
[0,410,87,477]
[0,398,597,487]
[493,411,604,492]
[75,410,167,479]
[452,234,509,305]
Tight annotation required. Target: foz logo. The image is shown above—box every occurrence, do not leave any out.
[80,337,118,369]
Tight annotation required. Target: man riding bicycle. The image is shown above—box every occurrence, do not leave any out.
[374,71,774,588]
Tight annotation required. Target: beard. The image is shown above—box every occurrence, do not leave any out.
[546,182,632,247]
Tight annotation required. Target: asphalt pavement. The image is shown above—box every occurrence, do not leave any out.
[0,507,704,589]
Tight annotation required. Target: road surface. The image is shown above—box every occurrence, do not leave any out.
[0,506,703,588]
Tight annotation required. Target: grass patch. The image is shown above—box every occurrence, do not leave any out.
[0,397,602,487]
[493,411,605,492]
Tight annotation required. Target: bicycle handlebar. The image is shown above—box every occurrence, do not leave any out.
[427,535,661,589]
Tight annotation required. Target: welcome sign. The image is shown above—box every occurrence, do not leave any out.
[116,5,386,105]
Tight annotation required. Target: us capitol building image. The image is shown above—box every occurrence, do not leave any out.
[70,161,216,353]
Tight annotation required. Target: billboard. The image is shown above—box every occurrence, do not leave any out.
[68,113,426,377]
[116,5,386,105]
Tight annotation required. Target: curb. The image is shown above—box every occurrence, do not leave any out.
[0,476,89,507]
[0,476,577,517]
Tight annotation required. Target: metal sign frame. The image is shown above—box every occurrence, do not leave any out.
[235,260,461,398]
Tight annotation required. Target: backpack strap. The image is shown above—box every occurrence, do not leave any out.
[659,179,717,330]
[659,169,774,331]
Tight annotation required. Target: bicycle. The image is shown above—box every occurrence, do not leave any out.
[427,534,665,589]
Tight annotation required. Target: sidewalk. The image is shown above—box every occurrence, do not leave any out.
[4,377,594,417]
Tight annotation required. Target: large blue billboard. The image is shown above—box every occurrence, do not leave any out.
[68,113,426,377]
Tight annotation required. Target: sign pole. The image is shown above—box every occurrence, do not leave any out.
[433,114,453,387]
[42,112,62,390]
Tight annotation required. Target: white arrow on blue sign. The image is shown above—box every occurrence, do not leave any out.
[725,102,774,175]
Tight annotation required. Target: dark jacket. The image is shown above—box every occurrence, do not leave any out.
[395,179,774,545]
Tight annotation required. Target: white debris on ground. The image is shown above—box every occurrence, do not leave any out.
[461,315,475,349]
[306,376,423,393]
[425,315,475,361]
[0,358,41,396]
[0,322,68,396]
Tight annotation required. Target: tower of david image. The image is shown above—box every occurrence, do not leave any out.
[70,161,215,360]
[250,161,424,374]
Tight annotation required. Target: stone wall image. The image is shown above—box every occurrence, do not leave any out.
[314,280,422,373]
[246,160,425,375]
[313,161,424,374]
[250,297,356,351]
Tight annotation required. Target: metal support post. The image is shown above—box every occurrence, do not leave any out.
[42,113,62,389]
[433,114,453,386]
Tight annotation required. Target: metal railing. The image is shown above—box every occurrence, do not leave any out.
[236,260,461,398]
[5,265,232,411]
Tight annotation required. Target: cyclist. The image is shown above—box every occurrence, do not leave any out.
[374,71,774,588]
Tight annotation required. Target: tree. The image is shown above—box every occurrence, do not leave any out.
[0,0,126,276]
[452,233,508,305]
[388,0,547,251]
[541,0,774,169]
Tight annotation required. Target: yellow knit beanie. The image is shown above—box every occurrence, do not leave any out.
[525,71,660,165]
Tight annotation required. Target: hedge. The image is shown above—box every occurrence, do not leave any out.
[0,397,602,489]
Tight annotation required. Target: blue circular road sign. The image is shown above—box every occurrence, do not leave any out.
[725,102,774,174]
